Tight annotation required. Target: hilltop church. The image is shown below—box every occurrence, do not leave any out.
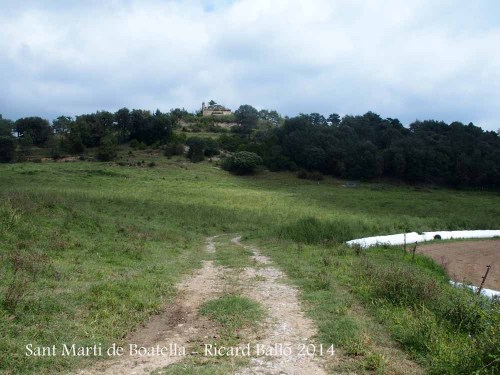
[202,101,232,117]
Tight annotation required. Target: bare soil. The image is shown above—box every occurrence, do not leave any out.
[231,236,327,375]
[417,239,500,290]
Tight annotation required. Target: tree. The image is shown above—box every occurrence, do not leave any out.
[73,114,101,148]
[327,113,341,126]
[52,116,73,134]
[0,115,14,137]
[307,113,327,126]
[114,108,131,142]
[234,105,259,133]
[344,141,383,180]
[170,108,189,121]
[96,135,118,161]
[259,109,283,127]
[15,117,52,146]
[129,110,173,145]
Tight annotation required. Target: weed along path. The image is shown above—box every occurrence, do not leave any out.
[77,236,328,374]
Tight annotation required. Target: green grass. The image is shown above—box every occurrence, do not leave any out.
[212,238,254,268]
[200,295,263,336]
[255,239,500,374]
[0,155,499,374]
[178,131,224,140]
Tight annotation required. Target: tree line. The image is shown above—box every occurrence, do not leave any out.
[0,105,499,188]
[0,109,175,162]
[232,110,499,188]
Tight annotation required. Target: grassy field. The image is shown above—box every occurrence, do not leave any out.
[1,151,499,374]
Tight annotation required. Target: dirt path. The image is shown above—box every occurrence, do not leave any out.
[77,236,327,374]
[76,237,225,375]
[232,236,327,375]
[418,239,500,290]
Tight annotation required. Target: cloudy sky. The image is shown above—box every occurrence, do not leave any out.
[1,0,499,130]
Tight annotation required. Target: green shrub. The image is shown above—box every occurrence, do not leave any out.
[221,151,262,175]
[97,136,118,161]
[130,139,146,150]
[184,137,220,161]
[164,143,185,157]
[129,139,139,149]
[0,136,15,163]
[48,138,63,160]
[186,137,208,162]
[218,134,248,152]
[203,139,220,157]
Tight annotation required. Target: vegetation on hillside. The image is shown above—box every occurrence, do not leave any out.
[2,104,499,188]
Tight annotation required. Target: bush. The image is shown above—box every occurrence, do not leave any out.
[264,151,294,171]
[221,151,262,175]
[164,143,185,157]
[186,137,206,162]
[0,137,15,163]
[218,134,248,152]
[204,139,220,157]
[129,139,139,149]
[130,139,146,150]
[185,137,220,162]
[67,135,85,154]
[97,136,118,161]
[47,138,63,160]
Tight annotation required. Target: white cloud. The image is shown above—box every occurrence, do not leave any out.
[0,0,499,130]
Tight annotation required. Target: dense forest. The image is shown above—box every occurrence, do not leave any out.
[1,104,499,189]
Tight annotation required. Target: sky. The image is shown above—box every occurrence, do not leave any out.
[0,0,499,131]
